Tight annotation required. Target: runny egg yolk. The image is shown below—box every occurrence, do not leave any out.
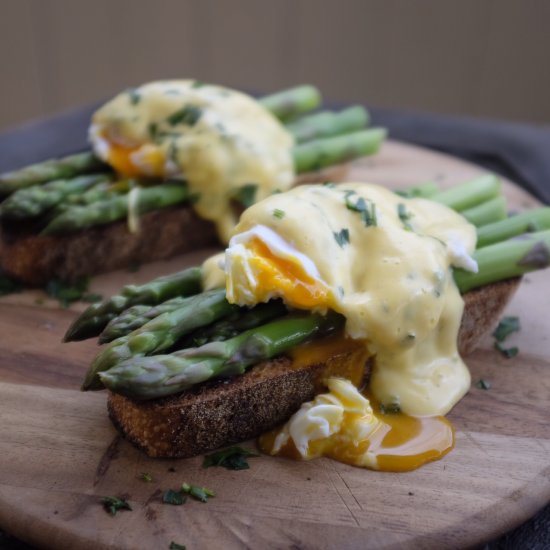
[246,238,332,310]
[100,137,166,179]
[259,377,454,472]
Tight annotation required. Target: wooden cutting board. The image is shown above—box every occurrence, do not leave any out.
[0,141,548,550]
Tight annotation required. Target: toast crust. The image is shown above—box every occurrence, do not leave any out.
[108,277,520,458]
[0,205,217,285]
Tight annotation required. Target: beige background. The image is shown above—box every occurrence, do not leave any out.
[1,0,549,132]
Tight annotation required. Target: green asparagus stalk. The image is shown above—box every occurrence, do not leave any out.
[460,196,507,227]
[395,181,440,199]
[430,174,501,212]
[293,128,387,173]
[42,181,188,235]
[0,152,108,195]
[477,207,550,248]
[99,296,191,344]
[0,174,111,220]
[64,266,202,342]
[82,288,237,390]
[183,299,288,347]
[259,85,322,121]
[99,311,345,399]
[454,230,550,293]
[286,106,369,143]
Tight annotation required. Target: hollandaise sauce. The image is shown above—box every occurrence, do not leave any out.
[215,182,479,471]
[90,80,294,242]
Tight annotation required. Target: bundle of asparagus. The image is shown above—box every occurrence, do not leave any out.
[66,175,550,400]
[0,86,385,237]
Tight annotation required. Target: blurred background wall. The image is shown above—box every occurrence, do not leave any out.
[1,0,549,132]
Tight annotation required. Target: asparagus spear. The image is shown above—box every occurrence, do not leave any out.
[286,106,369,143]
[0,152,108,195]
[259,85,322,121]
[99,296,190,343]
[99,311,345,399]
[82,288,237,390]
[460,196,507,227]
[42,181,188,235]
[454,230,550,292]
[477,207,550,248]
[64,267,202,342]
[430,174,501,212]
[395,181,439,199]
[0,174,111,220]
[293,128,387,173]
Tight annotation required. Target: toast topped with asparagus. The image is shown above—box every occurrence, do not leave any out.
[0,82,386,286]
[67,176,550,468]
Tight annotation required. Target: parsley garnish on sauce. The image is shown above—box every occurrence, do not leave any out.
[273,208,285,219]
[397,203,413,231]
[128,88,141,105]
[168,105,202,126]
[101,496,132,516]
[380,402,401,415]
[333,228,350,248]
[344,190,377,227]
[203,446,259,470]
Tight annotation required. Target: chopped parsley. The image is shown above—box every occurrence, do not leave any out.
[494,342,519,358]
[128,88,141,105]
[475,379,491,390]
[148,122,159,141]
[203,446,259,470]
[397,203,413,231]
[45,278,100,308]
[181,483,215,503]
[344,190,377,227]
[273,208,285,219]
[168,105,202,126]
[493,316,520,342]
[322,181,336,188]
[380,402,401,415]
[191,80,206,88]
[233,184,258,208]
[333,228,350,248]
[492,316,520,358]
[101,496,132,516]
[163,489,186,505]
[138,472,152,482]
[169,543,186,550]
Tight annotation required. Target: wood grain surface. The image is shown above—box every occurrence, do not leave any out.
[0,141,548,550]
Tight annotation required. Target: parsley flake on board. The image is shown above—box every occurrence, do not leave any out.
[203,446,259,470]
[494,342,519,359]
[333,228,350,248]
[163,489,186,505]
[168,105,202,126]
[169,543,186,550]
[233,184,258,209]
[139,472,152,482]
[181,483,215,503]
[46,278,100,308]
[493,316,520,342]
[475,379,491,390]
[101,496,132,516]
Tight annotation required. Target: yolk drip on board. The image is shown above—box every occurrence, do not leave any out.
[89,80,294,243]
[203,182,478,472]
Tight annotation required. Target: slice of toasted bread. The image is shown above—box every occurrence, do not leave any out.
[107,277,520,458]
[0,205,217,285]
